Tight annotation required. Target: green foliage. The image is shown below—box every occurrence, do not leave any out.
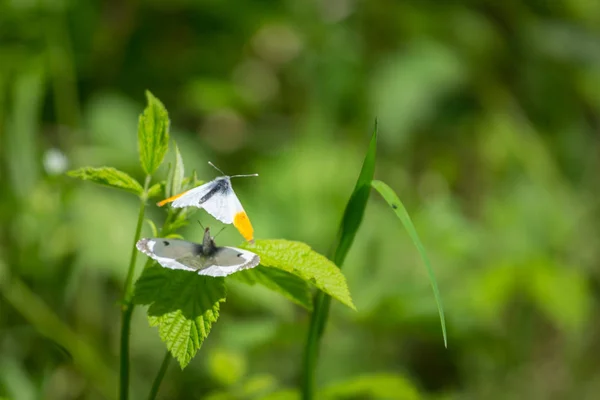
[241,373,420,400]
[166,142,185,198]
[8,3,600,398]
[67,167,143,195]
[261,390,300,400]
[137,90,170,176]
[321,374,420,400]
[242,240,355,310]
[63,90,176,400]
[232,266,313,310]
[331,123,378,267]
[527,259,590,333]
[147,181,164,198]
[133,266,226,368]
[371,179,447,347]
[207,349,247,386]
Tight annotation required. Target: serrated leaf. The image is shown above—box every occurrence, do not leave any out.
[138,90,170,175]
[133,266,226,368]
[241,240,355,310]
[166,142,185,198]
[371,179,447,347]
[231,266,313,310]
[147,181,164,198]
[67,167,143,195]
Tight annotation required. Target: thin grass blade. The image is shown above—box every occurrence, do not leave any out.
[371,179,447,347]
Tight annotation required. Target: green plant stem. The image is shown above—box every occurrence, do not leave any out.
[302,292,330,400]
[119,306,134,400]
[147,351,171,400]
[120,175,151,400]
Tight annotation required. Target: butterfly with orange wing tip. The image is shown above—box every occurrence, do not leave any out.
[157,162,257,243]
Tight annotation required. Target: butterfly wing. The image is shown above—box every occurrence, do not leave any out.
[203,186,255,241]
[156,179,217,208]
[200,185,234,224]
[157,176,254,242]
[198,247,260,277]
[226,188,254,242]
[159,177,235,222]
[201,178,254,242]
[136,238,259,277]
[136,238,206,271]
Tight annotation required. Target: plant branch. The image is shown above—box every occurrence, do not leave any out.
[123,175,151,301]
[120,174,151,400]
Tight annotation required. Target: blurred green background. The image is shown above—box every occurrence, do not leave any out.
[2,0,600,399]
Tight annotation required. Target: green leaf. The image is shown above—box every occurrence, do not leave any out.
[67,167,143,195]
[163,208,198,235]
[317,123,376,316]
[231,266,313,310]
[242,240,355,310]
[371,179,447,347]
[322,373,420,400]
[147,181,164,198]
[166,142,185,198]
[138,90,170,175]
[331,122,378,267]
[133,266,226,368]
[183,170,203,189]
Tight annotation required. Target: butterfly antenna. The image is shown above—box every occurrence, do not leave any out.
[208,161,226,176]
[213,226,227,239]
[196,220,205,230]
[230,173,259,179]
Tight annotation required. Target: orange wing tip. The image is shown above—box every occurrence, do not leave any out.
[233,211,254,242]
[156,190,188,207]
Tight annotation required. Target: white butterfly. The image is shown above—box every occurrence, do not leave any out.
[157,162,257,243]
[136,227,260,277]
